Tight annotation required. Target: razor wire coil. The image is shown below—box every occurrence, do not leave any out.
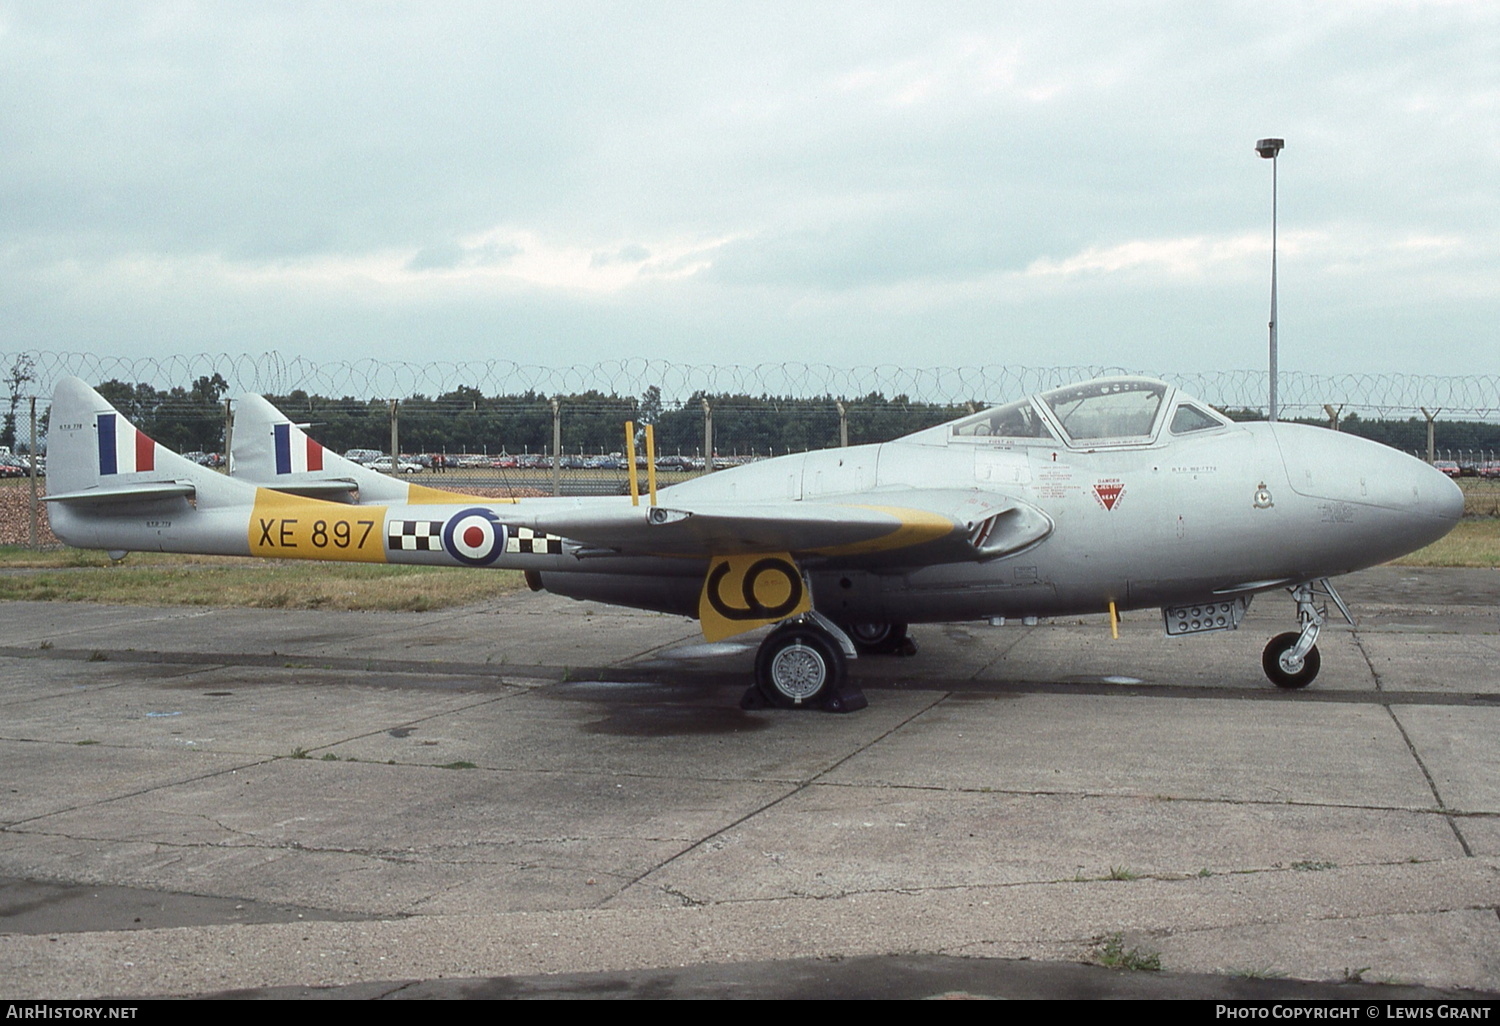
[4,350,1500,419]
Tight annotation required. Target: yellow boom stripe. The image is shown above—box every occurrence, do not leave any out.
[406,482,520,505]
[248,489,389,563]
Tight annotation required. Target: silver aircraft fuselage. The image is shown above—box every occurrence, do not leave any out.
[535,402,1463,624]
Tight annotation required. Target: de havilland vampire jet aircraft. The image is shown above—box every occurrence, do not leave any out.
[46,375,1463,711]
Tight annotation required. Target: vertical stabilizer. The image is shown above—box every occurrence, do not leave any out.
[231,393,411,503]
[230,392,515,506]
[48,377,248,509]
[45,377,260,554]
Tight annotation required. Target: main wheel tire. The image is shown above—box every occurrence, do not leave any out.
[843,621,909,655]
[1262,631,1321,689]
[755,626,846,708]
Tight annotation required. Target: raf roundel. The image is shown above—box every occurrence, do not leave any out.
[442,507,507,566]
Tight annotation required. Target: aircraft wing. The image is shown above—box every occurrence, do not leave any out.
[515,488,1038,561]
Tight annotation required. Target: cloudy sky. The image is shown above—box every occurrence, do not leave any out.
[3,1,1498,379]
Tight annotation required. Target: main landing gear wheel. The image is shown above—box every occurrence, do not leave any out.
[1262,631,1321,689]
[843,621,913,656]
[755,624,846,708]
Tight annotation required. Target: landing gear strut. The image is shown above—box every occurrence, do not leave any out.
[1261,578,1352,689]
[744,612,868,712]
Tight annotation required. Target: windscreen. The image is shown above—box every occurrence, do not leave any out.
[1040,380,1166,443]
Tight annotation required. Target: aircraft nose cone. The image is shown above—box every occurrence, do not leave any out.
[1430,467,1466,522]
[1363,445,1464,524]
[1273,423,1462,558]
[1382,456,1465,538]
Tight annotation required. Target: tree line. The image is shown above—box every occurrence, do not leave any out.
[69,379,967,457]
[28,377,1500,459]
[1225,409,1500,455]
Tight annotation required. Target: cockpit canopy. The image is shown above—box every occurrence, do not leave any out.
[931,376,1230,449]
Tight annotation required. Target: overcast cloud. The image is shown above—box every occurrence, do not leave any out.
[3,1,1498,377]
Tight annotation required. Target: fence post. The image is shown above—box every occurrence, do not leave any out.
[836,400,848,448]
[1420,407,1439,464]
[551,397,562,497]
[702,398,713,473]
[223,398,234,473]
[1323,403,1343,431]
[28,396,37,549]
[389,399,399,475]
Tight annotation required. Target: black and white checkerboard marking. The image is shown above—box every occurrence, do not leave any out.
[387,520,444,551]
[507,527,564,554]
[387,518,563,558]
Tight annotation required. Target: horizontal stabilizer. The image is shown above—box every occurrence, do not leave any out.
[44,481,197,505]
[256,477,360,499]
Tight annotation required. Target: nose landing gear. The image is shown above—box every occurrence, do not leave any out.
[1262,578,1353,689]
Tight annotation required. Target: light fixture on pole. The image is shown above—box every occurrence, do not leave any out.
[1256,137,1284,421]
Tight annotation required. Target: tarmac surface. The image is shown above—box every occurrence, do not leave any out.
[1,565,1498,1000]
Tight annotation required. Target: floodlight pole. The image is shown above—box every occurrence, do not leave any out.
[1256,138,1285,421]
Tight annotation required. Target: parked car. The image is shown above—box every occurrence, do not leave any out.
[181,451,224,468]
[1477,461,1500,480]
[0,456,27,478]
[1433,460,1461,478]
[363,456,423,474]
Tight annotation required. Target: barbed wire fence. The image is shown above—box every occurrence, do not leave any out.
[6,350,1500,420]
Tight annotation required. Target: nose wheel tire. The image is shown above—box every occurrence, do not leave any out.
[1262,631,1321,689]
[755,625,847,708]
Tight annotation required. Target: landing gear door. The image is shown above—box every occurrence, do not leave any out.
[698,551,812,642]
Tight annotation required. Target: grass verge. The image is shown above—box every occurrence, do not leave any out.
[0,548,525,611]
[1390,518,1500,568]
